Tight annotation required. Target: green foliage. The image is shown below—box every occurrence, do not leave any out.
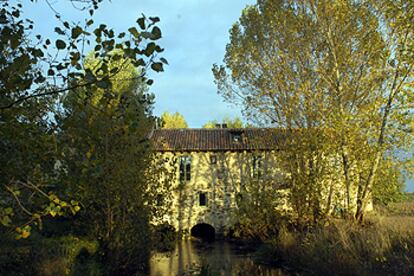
[145,153,176,225]
[0,234,98,275]
[58,51,157,273]
[203,116,245,128]
[213,0,414,221]
[233,175,291,241]
[35,236,98,274]
[1,0,169,273]
[56,49,175,273]
[151,223,176,252]
[160,111,188,128]
[372,158,406,206]
[1,0,166,243]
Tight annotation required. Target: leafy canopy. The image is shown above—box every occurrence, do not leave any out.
[160,111,188,128]
[213,0,413,222]
[0,0,167,239]
[203,116,246,128]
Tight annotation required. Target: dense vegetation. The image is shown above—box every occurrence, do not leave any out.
[0,0,169,274]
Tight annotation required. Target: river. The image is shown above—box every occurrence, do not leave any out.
[149,240,287,276]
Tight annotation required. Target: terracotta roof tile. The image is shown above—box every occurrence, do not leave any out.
[150,128,286,151]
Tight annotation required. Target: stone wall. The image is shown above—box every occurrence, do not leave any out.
[153,150,372,236]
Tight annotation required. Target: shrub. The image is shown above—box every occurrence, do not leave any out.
[34,235,98,275]
[152,223,176,252]
[0,234,99,276]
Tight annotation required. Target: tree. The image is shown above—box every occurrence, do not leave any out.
[352,0,414,221]
[58,52,167,273]
[160,111,188,128]
[213,0,413,222]
[203,116,245,128]
[0,0,166,237]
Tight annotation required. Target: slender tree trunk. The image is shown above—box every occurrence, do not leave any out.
[355,145,382,222]
[341,146,351,213]
[355,79,396,222]
[325,182,334,216]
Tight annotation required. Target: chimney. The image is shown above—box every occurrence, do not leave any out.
[221,123,228,128]
[215,123,221,128]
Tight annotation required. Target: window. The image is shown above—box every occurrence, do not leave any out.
[179,156,191,182]
[252,155,263,178]
[199,192,207,206]
[232,133,241,142]
[210,155,217,164]
[230,130,243,143]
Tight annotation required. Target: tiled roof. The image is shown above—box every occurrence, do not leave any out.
[150,128,286,151]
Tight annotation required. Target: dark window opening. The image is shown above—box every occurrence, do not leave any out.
[230,130,244,143]
[186,163,191,181]
[210,155,217,164]
[232,134,241,142]
[179,156,191,182]
[199,192,207,206]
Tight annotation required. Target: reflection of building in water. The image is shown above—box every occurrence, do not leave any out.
[150,128,372,236]
[150,240,198,276]
[149,240,286,276]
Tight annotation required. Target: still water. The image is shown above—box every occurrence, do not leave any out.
[149,240,287,276]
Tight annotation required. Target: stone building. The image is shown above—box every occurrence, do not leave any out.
[150,127,371,238]
[150,127,291,237]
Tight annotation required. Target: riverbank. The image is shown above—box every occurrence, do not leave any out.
[253,202,414,275]
[2,201,414,275]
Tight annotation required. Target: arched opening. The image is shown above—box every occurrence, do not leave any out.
[190,223,215,241]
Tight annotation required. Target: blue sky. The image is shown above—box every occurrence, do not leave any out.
[22,1,413,192]
[24,0,256,128]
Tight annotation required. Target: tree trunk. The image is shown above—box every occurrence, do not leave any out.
[341,146,351,213]
[355,151,381,222]
[325,182,334,216]
[354,76,397,222]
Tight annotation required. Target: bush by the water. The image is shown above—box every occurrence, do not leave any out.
[152,223,177,252]
[0,234,99,275]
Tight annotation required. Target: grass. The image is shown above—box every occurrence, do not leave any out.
[255,199,414,275]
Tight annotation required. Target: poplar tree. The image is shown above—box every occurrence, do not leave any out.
[213,0,413,222]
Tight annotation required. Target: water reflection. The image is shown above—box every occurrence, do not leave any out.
[150,240,287,276]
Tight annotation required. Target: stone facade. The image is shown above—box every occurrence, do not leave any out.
[155,150,287,235]
[150,128,372,236]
